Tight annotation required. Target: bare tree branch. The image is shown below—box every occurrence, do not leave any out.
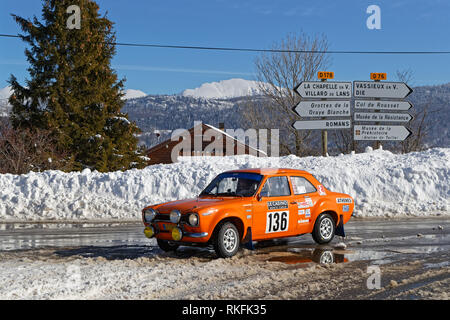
[243,32,331,156]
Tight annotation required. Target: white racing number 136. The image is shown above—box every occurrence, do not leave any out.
[266,211,289,233]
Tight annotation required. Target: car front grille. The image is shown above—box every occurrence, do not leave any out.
[155,212,189,223]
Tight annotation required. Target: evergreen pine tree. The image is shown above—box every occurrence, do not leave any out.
[8,0,146,172]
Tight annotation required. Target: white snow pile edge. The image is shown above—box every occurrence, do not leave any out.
[0,148,448,221]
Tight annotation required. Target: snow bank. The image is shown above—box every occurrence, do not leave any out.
[0,148,448,221]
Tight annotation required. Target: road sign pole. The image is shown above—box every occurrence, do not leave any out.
[322,130,328,156]
[321,78,328,156]
[373,78,381,149]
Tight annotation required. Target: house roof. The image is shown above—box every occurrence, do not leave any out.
[203,123,268,156]
[146,123,268,156]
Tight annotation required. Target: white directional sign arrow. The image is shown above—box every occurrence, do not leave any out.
[354,100,413,111]
[293,119,352,130]
[294,100,351,117]
[353,81,412,99]
[294,81,352,99]
[354,125,412,141]
[354,112,413,122]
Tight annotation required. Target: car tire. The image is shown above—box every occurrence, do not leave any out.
[157,239,180,252]
[312,213,335,244]
[312,249,335,264]
[213,222,240,258]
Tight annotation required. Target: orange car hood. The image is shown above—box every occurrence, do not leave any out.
[155,197,246,213]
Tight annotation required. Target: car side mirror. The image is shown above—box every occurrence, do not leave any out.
[256,193,262,202]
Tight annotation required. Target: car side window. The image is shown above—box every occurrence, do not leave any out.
[290,176,317,195]
[260,176,291,197]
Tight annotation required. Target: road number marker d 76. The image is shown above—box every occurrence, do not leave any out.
[266,211,289,233]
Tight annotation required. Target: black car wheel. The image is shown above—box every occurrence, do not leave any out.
[157,239,180,252]
[312,213,335,244]
[213,222,240,258]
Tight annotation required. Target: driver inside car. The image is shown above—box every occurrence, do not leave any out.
[235,178,258,197]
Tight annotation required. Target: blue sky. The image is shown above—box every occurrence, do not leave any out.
[1,0,449,94]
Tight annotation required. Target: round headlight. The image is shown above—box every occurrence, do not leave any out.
[170,210,181,224]
[144,226,155,238]
[188,213,199,227]
[143,208,156,222]
[172,227,183,241]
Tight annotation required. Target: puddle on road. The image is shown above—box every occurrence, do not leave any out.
[0,222,139,231]
[0,223,146,251]
[266,249,348,265]
[253,240,398,267]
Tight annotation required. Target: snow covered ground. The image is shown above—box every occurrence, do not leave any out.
[1,218,449,299]
[0,148,448,221]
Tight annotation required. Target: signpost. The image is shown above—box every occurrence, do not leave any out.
[293,72,352,156]
[354,112,413,122]
[294,101,350,117]
[293,119,352,130]
[294,81,352,99]
[354,125,412,141]
[292,72,414,155]
[354,100,413,111]
[353,81,412,99]
[353,74,413,145]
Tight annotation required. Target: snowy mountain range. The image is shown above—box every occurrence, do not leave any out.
[0,87,148,117]
[122,89,147,100]
[182,78,264,99]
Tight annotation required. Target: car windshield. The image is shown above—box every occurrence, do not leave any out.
[200,172,263,197]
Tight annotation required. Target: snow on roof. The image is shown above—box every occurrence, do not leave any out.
[204,123,268,156]
[149,123,268,156]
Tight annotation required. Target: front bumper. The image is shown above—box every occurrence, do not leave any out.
[143,224,208,241]
[184,232,209,238]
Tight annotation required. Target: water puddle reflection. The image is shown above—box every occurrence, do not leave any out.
[266,248,348,265]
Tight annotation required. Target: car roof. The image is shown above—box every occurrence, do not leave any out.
[225,168,311,176]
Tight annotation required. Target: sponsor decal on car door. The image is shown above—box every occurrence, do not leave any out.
[265,201,289,233]
[289,176,320,233]
[252,176,297,239]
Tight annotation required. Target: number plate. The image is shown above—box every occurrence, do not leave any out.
[162,223,175,231]
[265,211,289,233]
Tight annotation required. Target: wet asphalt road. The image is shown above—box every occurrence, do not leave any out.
[0,217,448,266]
[0,217,449,300]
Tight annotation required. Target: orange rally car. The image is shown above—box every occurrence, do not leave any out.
[142,168,354,258]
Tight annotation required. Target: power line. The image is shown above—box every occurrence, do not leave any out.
[1,33,450,55]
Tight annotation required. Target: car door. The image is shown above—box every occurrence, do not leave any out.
[251,175,298,240]
[289,175,319,234]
